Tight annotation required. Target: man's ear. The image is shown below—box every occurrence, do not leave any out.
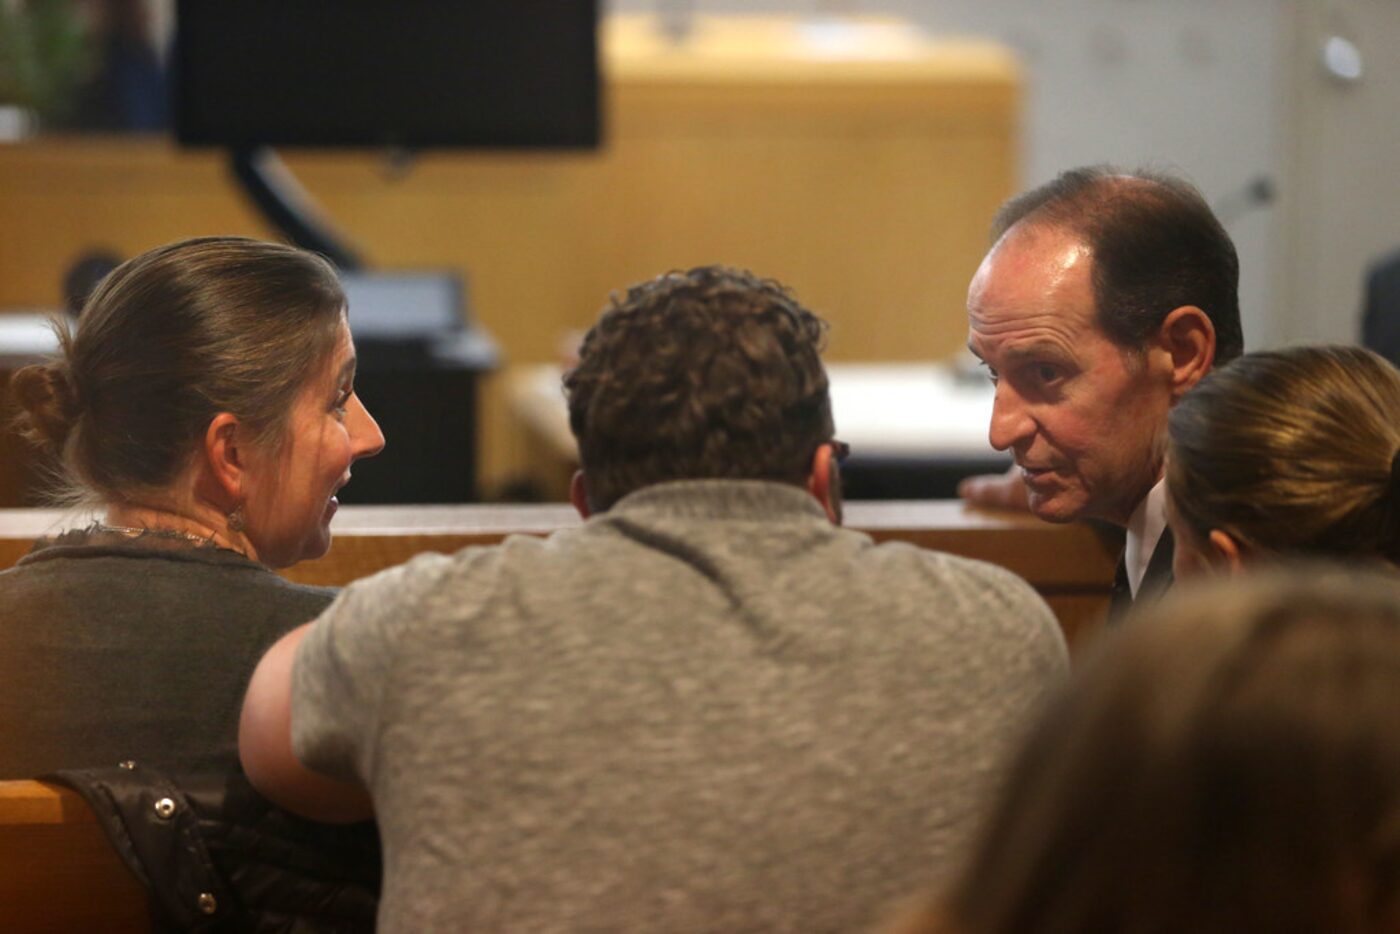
[203,412,246,507]
[807,444,842,525]
[1157,305,1216,400]
[1208,528,1247,575]
[569,470,592,520]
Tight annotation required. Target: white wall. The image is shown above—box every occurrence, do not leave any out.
[1276,0,1400,345]
[608,0,1291,349]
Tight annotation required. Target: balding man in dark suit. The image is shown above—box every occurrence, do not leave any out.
[960,166,1243,620]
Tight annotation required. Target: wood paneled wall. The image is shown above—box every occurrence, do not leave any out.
[0,17,1018,493]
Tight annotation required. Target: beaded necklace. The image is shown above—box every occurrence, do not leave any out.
[90,523,245,557]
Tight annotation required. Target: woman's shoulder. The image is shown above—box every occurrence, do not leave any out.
[5,530,337,613]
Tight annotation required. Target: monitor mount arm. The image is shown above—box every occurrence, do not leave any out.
[229,147,366,272]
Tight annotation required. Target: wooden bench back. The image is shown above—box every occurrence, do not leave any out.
[0,501,1120,647]
[0,780,149,933]
[0,503,1116,930]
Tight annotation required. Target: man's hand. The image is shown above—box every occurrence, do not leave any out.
[958,464,1030,512]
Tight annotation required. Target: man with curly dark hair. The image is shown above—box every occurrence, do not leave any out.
[564,266,838,515]
[241,266,1068,932]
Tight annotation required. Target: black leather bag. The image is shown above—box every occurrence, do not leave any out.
[50,763,380,933]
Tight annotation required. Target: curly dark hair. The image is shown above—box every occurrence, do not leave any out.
[992,166,1243,365]
[564,266,833,511]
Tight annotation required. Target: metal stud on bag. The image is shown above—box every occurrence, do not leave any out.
[153,797,177,820]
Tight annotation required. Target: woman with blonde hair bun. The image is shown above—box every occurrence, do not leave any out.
[0,236,384,778]
[1164,344,1400,577]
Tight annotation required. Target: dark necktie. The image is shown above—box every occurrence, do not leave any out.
[1108,528,1175,626]
[1108,552,1134,624]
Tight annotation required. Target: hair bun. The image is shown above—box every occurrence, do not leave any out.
[9,361,82,454]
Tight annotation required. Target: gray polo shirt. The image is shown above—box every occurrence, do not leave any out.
[293,480,1067,932]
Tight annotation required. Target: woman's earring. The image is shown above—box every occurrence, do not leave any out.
[227,505,247,534]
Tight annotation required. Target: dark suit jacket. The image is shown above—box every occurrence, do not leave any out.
[1363,249,1400,367]
[1108,527,1174,624]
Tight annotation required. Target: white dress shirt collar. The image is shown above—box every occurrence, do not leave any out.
[1124,477,1168,598]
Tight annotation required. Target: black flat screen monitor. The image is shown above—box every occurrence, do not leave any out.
[174,0,599,149]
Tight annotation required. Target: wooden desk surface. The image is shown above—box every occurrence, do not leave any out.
[507,362,1007,499]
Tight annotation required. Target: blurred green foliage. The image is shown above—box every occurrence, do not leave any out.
[0,0,92,125]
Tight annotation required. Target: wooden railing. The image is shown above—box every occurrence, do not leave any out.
[0,501,1120,648]
[0,501,1116,932]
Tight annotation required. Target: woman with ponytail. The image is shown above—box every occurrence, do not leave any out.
[0,237,384,777]
[1164,344,1400,577]
[893,347,1400,934]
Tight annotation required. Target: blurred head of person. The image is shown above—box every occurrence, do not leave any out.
[563,265,841,521]
[12,236,384,568]
[903,566,1400,934]
[1166,345,1400,578]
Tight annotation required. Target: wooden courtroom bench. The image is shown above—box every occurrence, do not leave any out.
[0,501,1120,648]
[0,502,1114,932]
[0,780,149,933]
